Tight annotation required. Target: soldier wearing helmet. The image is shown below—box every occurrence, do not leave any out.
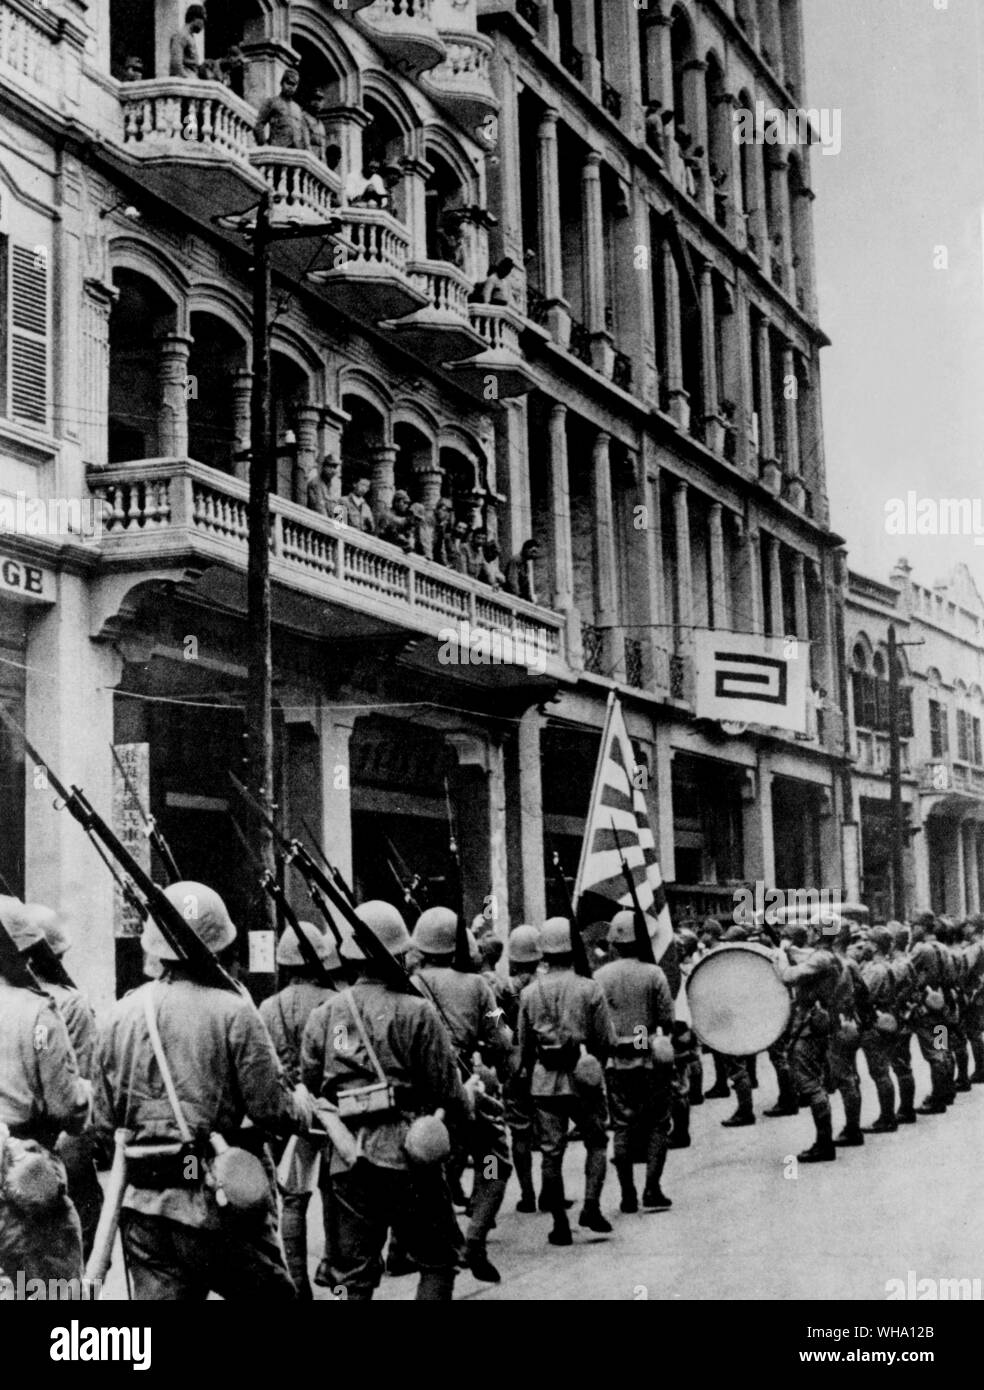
[300,900,470,1301]
[821,920,866,1150]
[771,915,842,1162]
[495,925,543,1213]
[594,910,676,1215]
[259,920,345,1300]
[410,906,513,1285]
[908,912,954,1112]
[961,915,984,1084]
[13,902,103,1260]
[92,882,311,1300]
[0,897,92,1290]
[857,926,900,1135]
[517,917,616,1246]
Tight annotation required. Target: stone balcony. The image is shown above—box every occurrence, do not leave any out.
[87,458,567,682]
[356,0,448,76]
[446,304,538,398]
[421,32,499,132]
[383,260,485,363]
[307,207,428,320]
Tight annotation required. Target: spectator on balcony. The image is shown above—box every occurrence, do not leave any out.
[169,5,206,79]
[254,67,311,151]
[344,162,390,210]
[432,497,455,566]
[303,88,333,164]
[379,491,415,552]
[446,520,473,575]
[436,215,465,270]
[343,474,375,534]
[409,503,434,561]
[214,46,247,97]
[306,457,343,522]
[644,102,673,159]
[470,257,515,305]
[504,539,541,604]
[121,56,145,83]
[479,537,505,591]
[461,526,491,582]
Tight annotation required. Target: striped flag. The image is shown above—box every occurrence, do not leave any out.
[573,692,674,962]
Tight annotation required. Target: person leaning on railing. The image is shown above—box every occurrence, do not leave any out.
[169,5,206,79]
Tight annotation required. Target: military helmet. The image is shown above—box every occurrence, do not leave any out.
[143,881,237,961]
[276,919,341,972]
[540,916,572,955]
[0,897,44,952]
[868,926,893,955]
[607,909,638,945]
[413,906,458,956]
[343,900,412,960]
[23,903,71,957]
[507,924,542,964]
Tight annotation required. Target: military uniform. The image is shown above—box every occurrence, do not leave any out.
[859,955,898,1130]
[518,961,615,1239]
[888,947,919,1120]
[828,951,865,1143]
[962,931,984,1081]
[594,951,675,1211]
[0,976,90,1287]
[45,979,103,1260]
[909,937,953,1111]
[300,978,468,1300]
[942,935,971,1092]
[775,939,840,1160]
[496,928,542,1212]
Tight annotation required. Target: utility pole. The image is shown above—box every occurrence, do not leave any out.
[887,624,905,921]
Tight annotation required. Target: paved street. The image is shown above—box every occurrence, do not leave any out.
[97,1052,982,1302]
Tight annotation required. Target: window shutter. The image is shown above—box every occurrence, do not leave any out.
[8,243,48,427]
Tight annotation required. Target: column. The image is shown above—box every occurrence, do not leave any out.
[769,152,794,285]
[699,260,720,434]
[581,152,606,330]
[156,333,193,457]
[413,459,445,513]
[672,480,693,636]
[661,238,688,426]
[640,444,669,690]
[548,404,574,610]
[369,443,398,523]
[325,105,371,192]
[653,12,674,118]
[294,404,321,505]
[497,398,530,563]
[240,41,299,111]
[738,521,763,635]
[81,279,118,468]
[794,184,818,316]
[791,552,808,641]
[945,818,966,917]
[317,708,357,890]
[749,142,769,262]
[682,59,709,211]
[447,733,510,931]
[537,109,570,343]
[516,709,546,927]
[767,535,784,637]
[781,344,800,475]
[232,370,252,484]
[487,53,523,271]
[592,431,623,677]
[401,154,432,261]
[709,502,730,631]
[743,759,775,886]
[756,316,781,493]
[964,824,980,915]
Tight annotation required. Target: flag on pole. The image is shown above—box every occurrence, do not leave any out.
[574,692,674,962]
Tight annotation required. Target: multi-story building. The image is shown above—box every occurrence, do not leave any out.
[845,557,984,921]
[0,0,847,1007]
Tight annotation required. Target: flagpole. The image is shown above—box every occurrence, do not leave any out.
[572,689,618,913]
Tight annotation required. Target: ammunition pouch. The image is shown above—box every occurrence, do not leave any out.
[336,1081,399,1124]
[924,987,946,1014]
[536,1041,580,1072]
[613,1036,646,1061]
[126,1141,205,1191]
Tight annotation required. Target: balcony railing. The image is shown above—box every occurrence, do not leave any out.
[525,283,550,326]
[601,79,622,119]
[89,458,565,666]
[612,351,632,392]
[568,315,592,366]
[560,41,584,81]
[409,260,473,322]
[469,303,523,355]
[249,149,340,225]
[422,32,498,125]
[0,0,60,96]
[448,303,537,398]
[357,0,447,74]
[118,79,256,164]
[308,206,423,319]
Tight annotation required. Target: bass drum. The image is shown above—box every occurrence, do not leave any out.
[686,943,791,1056]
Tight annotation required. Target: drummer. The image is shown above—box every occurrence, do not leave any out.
[771,915,842,1163]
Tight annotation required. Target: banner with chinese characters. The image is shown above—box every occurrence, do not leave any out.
[694,631,810,735]
[111,742,150,938]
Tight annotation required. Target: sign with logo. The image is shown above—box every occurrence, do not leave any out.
[0,555,54,605]
[694,631,810,735]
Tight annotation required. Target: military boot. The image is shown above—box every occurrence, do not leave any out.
[798,1106,836,1162]
[614,1159,638,1214]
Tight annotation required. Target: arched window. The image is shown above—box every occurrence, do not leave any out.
[362,94,409,218]
[424,148,467,267]
[705,54,729,229]
[108,269,179,463]
[927,669,949,760]
[852,643,868,671]
[188,311,248,474]
[670,8,694,132]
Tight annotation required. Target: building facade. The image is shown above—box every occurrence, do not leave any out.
[0,0,848,1008]
[845,558,984,922]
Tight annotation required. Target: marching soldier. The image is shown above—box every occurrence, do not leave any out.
[764,925,809,1118]
[411,906,513,1284]
[92,882,312,1300]
[495,925,543,1213]
[0,899,91,1289]
[13,903,103,1259]
[517,917,616,1245]
[772,917,841,1162]
[887,922,919,1123]
[962,916,984,1083]
[939,919,971,1094]
[908,914,953,1114]
[828,922,866,1147]
[595,910,676,1214]
[718,924,757,1126]
[858,927,900,1134]
[259,920,344,1300]
[300,901,470,1302]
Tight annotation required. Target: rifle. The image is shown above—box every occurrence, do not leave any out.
[228,771,415,995]
[547,837,591,978]
[227,812,337,989]
[385,834,428,917]
[0,704,237,993]
[300,815,357,909]
[444,777,471,973]
[110,743,182,883]
[82,1128,132,1296]
[610,820,656,965]
[386,854,424,920]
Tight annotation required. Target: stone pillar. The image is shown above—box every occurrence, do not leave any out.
[25,577,122,1011]
[749,139,769,262]
[654,13,674,115]
[737,522,763,635]
[293,405,321,505]
[548,404,574,610]
[516,709,546,926]
[81,279,118,468]
[756,316,780,492]
[581,151,610,373]
[699,260,720,432]
[156,333,193,458]
[317,708,356,889]
[325,105,371,192]
[232,369,253,483]
[673,480,693,636]
[781,344,800,477]
[369,443,398,522]
[709,502,730,631]
[496,398,530,563]
[767,535,784,637]
[414,460,445,514]
[487,53,523,273]
[946,818,966,918]
[537,109,570,344]
[447,732,510,931]
[682,58,709,210]
[743,760,775,886]
[794,184,818,316]
[964,824,980,915]
[661,238,688,426]
[592,431,622,676]
[402,154,432,260]
[769,152,794,286]
[241,40,299,111]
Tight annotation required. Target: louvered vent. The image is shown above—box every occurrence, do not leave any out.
[9,244,48,426]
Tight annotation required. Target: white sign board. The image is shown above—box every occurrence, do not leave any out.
[694,631,810,735]
[0,555,55,605]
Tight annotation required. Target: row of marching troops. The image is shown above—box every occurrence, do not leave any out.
[1,887,982,1302]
